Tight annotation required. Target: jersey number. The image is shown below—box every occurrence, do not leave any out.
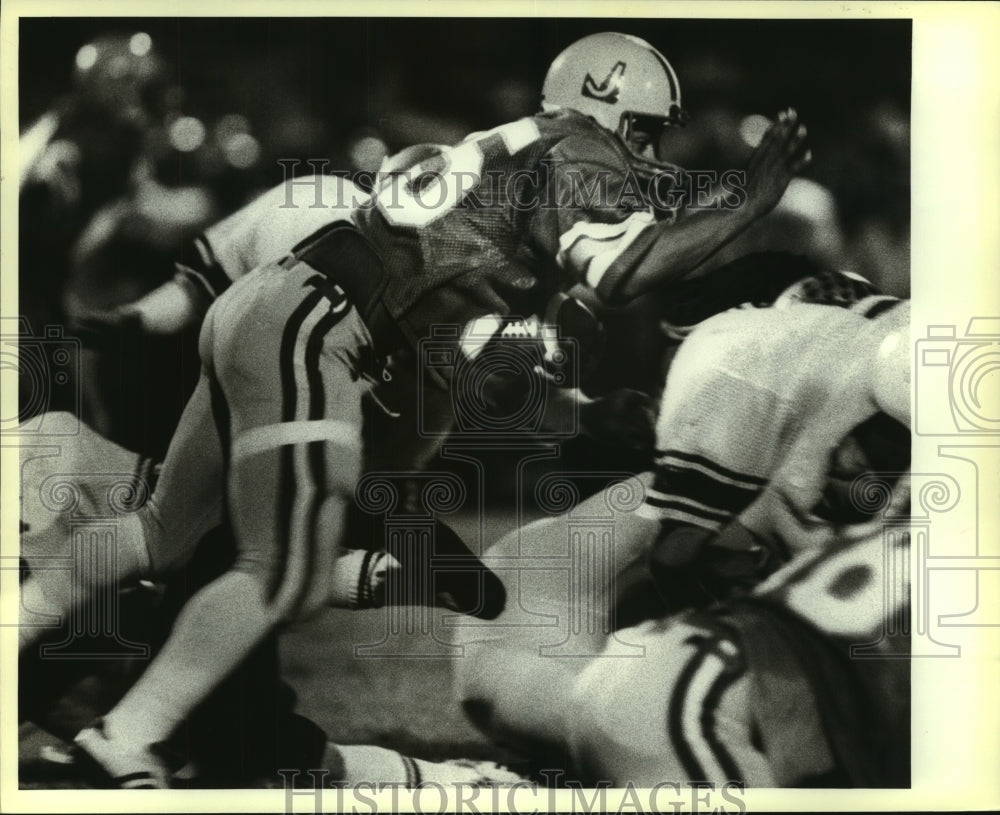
[377,119,541,229]
[780,535,906,640]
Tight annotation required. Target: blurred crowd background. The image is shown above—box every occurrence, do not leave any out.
[17,16,910,465]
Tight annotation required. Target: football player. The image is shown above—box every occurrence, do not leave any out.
[17,173,375,644]
[19,32,176,423]
[16,151,650,649]
[565,513,910,787]
[91,147,444,336]
[55,32,809,787]
[451,291,910,787]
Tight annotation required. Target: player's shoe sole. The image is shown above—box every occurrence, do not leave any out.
[428,758,528,786]
[392,518,507,620]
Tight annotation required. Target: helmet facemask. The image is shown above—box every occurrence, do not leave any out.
[617,109,689,165]
[617,110,689,219]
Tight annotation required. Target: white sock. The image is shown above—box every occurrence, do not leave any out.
[330,743,523,787]
[328,550,398,609]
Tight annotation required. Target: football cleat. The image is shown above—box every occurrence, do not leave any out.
[387,517,507,620]
[73,720,172,789]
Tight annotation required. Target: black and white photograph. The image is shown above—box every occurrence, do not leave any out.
[2,2,998,812]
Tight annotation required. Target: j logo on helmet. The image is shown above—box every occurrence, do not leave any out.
[581,61,626,104]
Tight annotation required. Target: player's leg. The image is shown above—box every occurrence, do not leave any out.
[74,268,384,786]
[17,414,145,652]
[62,375,237,786]
[566,611,775,787]
[135,372,225,574]
[18,390,223,655]
[451,476,657,760]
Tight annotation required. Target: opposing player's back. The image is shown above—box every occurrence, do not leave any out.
[658,302,876,451]
[644,300,888,536]
[201,174,364,285]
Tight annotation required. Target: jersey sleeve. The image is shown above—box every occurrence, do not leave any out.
[529,132,661,304]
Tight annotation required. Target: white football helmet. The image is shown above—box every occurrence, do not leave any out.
[771,268,880,311]
[541,32,688,161]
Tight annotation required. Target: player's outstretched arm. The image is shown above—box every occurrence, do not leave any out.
[118,270,210,334]
[611,109,811,304]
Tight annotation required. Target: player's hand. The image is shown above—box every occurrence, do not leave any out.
[743,107,811,219]
[580,388,658,456]
[27,139,82,210]
[124,273,207,335]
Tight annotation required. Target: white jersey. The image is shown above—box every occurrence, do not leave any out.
[450,299,910,788]
[641,299,908,556]
[182,175,368,298]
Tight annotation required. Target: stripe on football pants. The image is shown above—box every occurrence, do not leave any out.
[401,754,422,788]
[269,284,350,603]
[668,646,711,780]
[668,639,744,783]
[272,290,326,599]
[698,648,744,782]
[285,305,348,619]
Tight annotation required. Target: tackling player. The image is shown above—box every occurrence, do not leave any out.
[451,289,910,787]
[90,146,446,336]
[17,172,376,646]
[34,32,809,787]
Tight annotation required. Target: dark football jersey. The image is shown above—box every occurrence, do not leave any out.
[353,109,665,349]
